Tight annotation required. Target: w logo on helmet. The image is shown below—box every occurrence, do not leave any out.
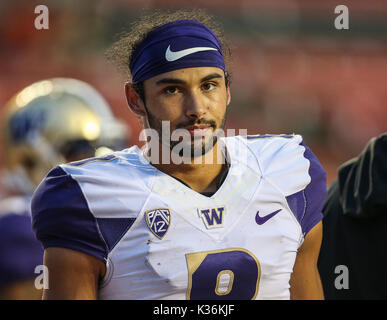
[9,108,47,143]
[145,209,171,239]
[199,207,225,229]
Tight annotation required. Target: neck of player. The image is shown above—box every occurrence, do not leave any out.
[149,140,228,194]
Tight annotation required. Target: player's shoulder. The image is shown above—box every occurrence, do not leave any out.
[223,133,305,171]
[225,133,326,194]
[60,145,153,179]
[244,133,306,174]
[31,145,153,219]
[30,146,148,262]
[224,132,301,152]
[241,133,302,155]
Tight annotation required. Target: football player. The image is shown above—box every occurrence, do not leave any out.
[0,78,128,299]
[32,10,327,300]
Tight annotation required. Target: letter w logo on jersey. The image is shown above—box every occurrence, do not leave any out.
[145,209,171,239]
[198,207,225,229]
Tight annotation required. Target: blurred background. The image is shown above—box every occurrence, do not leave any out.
[0,0,386,185]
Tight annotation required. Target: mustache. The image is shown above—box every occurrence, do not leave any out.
[176,118,217,129]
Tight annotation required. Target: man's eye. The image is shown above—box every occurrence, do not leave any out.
[164,86,180,94]
[202,82,216,91]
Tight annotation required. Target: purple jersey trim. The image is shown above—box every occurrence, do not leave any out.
[96,218,136,251]
[0,214,44,287]
[286,141,327,236]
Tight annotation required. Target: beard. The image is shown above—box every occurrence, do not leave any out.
[144,105,227,159]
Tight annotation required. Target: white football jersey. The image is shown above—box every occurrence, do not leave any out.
[31,134,327,300]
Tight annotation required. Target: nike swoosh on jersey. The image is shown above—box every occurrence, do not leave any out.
[165,45,218,62]
[255,209,282,225]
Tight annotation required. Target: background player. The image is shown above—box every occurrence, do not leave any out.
[318,133,387,299]
[0,78,129,299]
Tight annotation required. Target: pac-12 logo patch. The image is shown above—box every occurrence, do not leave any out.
[145,209,171,239]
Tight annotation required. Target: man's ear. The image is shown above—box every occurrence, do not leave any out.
[226,85,231,107]
[125,82,147,117]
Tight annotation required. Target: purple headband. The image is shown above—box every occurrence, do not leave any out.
[130,19,225,83]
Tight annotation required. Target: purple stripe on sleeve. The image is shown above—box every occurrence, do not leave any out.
[31,166,108,262]
[96,218,136,251]
[286,190,306,223]
[286,141,327,236]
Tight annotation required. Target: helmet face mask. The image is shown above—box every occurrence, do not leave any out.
[1,78,129,194]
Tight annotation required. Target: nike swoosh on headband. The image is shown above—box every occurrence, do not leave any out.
[165,45,218,62]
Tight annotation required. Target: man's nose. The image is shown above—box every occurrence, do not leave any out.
[184,90,207,119]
